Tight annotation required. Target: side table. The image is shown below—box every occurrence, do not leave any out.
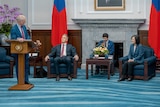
[29,56,43,77]
[86,58,113,79]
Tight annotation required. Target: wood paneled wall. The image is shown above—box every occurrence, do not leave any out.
[138,30,149,47]
[68,30,82,67]
[31,30,82,67]
[31,30,52,66]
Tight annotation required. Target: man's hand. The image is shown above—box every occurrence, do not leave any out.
[45,55,50,62]
[17,38,24,42]
[101,42,105,47]
[73,55,79,61]
[34,40,42,46]
[128,59,134,62]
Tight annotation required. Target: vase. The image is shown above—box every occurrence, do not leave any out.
[94,54,99,59]
[0,34,10,46]
[99,54,105,57]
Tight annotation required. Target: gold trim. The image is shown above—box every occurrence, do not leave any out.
[15,44,23,52]
[95,0,125,11]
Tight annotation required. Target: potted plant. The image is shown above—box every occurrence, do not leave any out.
[0,4,21,45]
[93,45,109,58]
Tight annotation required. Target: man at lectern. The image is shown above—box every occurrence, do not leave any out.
[10,15,31,84]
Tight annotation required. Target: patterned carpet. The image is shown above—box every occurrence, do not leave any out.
[0,68,160,107]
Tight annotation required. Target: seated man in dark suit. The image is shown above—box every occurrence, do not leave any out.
[45,34,79,81]
[96,33,114,74]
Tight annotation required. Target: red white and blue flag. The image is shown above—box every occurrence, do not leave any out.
[148,0,160,58]
[51,0,67,46]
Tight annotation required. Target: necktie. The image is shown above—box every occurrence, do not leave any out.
[61,44,64,57]
[21,27,25,39]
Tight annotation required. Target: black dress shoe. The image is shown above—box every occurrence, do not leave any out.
[117,78,125,82]
[56,75,60,81]
[25,81,33,85]
[67,75,72,80]
[127,78,132,81]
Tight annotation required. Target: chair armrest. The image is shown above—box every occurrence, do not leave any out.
[119,56,128,62]
[5,56,14,63]
[143,56,156,79]
[49,57,54,63]
[73,59,78,66]
[144,56,156,65]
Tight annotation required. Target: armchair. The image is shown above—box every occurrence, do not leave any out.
[47,56,78,78]
[0,47,14,78]
[119,46,156,80]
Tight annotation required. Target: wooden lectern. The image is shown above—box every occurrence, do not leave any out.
[6,40,34,90]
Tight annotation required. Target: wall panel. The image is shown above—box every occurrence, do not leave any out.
[138,30,149,47]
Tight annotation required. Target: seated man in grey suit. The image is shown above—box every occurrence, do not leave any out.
[45,34,79,81]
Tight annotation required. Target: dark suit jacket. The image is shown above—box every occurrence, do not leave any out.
[10,24,30,39]
[97,40,114,55]
[48,44,77,58]
[128,44,144,64]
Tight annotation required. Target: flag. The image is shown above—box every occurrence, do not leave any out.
[148,0,160,58]
[51,0,67,46]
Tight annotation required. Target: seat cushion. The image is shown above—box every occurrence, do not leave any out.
[134,64,144,70]
[50,63,74,74]
[133,64,144,76]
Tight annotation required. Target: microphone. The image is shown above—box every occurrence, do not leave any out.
[27,26,32,39]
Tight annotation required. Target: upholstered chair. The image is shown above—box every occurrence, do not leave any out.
[47,58,78,78]
[0,47,14,78]
[119,46,156,80]
[46,47,78,78]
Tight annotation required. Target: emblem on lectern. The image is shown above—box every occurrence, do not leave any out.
[15,44,23,52]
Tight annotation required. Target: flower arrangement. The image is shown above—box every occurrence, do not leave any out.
[33,40,42,52]
[0,4,21,37]
[93,46,109,56]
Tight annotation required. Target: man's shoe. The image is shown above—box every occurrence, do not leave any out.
[56,75,60,81]
[67,75,72,80]
[117,78,125,82]
[127,78,132,81]
[25,81,33,85]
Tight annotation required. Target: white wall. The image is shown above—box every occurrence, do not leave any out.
[0,0,151,30]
